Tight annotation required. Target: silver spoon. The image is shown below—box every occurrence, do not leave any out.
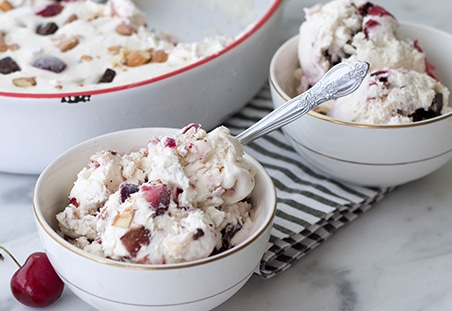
[236,60,369,145]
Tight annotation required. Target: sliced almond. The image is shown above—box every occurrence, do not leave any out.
[58,37,79,52]
[151,50,168,63]
[80,54,93,61]
[0,32,6,52]
[0,0,13,12]
[116,22,136,36]
[64,14,78,25]
[12,77,36,88]
[8,43,20,51]
[108,45,122,55]
[85,14,99,22]
[112,210,135,228]
[124,50,151,67]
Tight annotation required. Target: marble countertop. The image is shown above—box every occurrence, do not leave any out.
[2,0,452,310]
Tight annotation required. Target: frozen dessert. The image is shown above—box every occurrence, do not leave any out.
[56,124,256,264]
[0,0,235,93]
[296,0,451,124]
[297,0,426,88]
[324,68,450,124]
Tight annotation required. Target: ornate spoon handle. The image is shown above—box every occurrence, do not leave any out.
[236,60,369,145]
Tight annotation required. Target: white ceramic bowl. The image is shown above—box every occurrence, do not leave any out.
[1,0,282,175]
[32,127,277,311]
[269,22,452,187]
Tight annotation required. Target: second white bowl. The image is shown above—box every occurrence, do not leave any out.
[269,22,452,187]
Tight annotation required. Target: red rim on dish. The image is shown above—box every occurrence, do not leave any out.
[1,0,283,99]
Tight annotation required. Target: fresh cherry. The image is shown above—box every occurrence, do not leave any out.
[141,182,170,216]
[0,246,64,308]
[119,182,140,203]
[120,225,151,257]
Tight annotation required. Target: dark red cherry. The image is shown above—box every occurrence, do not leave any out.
[0,246,64,307]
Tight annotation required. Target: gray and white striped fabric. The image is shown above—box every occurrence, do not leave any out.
[223,85,391,279]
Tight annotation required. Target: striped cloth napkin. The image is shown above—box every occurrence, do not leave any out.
[223,85,392,279]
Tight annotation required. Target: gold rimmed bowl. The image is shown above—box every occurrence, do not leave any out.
[32,127,277,311]
[269,22,452,187]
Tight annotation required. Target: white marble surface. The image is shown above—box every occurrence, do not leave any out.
[2,0,452,310]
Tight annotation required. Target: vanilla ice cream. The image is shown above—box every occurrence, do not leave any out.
[0,0,234,93]
[296,0,451,124]
[327,68,451,124]
[56,124,256,264]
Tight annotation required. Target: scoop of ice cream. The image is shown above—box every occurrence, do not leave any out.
[56,150,126,239]
[327,68,451,124]
[298,0,364,88]
[93,182,220,264]
[297,0,425,90]
[56,124,256,264]
[296,0,450,125]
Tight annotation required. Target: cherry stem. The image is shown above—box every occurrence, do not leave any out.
[0,245,22,268]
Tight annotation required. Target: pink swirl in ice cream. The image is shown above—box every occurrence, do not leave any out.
[56,124,256,264]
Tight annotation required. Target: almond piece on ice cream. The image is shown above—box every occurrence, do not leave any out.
[115,22,136,36]
[80,55,92,61]
[0,32,7,52]
[112,210,135,228]
[12,77,36,87]
[0,0,13,12]
[107,45,122,55]
[64,14,78,25]
[58,37,79,52]
[8,43,19,51]
[124,50,151,67]
[151,50,168,63]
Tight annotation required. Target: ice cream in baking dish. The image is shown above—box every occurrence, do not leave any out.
[56,124,256,264]
[0,0,234,93]
[296,0,451,124]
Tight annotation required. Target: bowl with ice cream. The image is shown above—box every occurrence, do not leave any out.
[33,124,277,310]
[0,0,283,175]
[269,0,452,187]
